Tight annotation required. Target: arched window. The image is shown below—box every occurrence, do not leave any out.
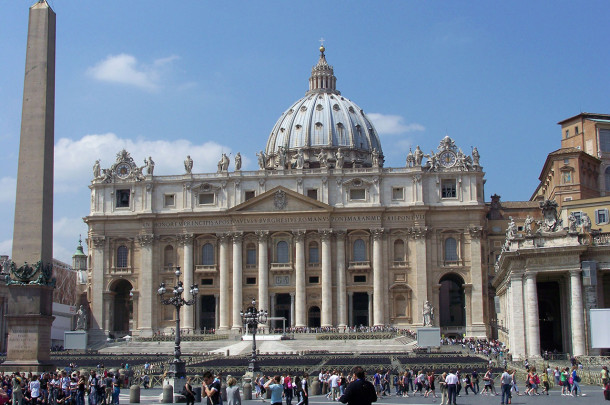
[605,166,610,191]
[308,241,319,264]
[353,239,366,261]
[202,243,214,265]
[393,239,405,262]
[444,237,458,262]
[246,243,256,266]
[116,245,128,268]
[277,241,289,263]
[394,294,406,317]
[163,245,174,267]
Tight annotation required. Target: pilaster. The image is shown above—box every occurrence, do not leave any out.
[137,234,154,336]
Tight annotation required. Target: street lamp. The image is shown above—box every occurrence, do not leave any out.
[158,266,198,378]
[240,298,268,373]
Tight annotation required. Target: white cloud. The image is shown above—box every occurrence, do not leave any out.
[0,239,12,257]
[368,113,425,135]
[0,177,16,203]
[87,54,178,91]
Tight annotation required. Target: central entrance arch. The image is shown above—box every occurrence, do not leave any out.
[110,279,133,336]
[352,292,369,326]
[439,273,465,334]
[274,293,291,330]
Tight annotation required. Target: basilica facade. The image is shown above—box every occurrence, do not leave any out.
[84,47,489,341]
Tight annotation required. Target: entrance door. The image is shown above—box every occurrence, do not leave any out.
[439,274,466,331]
[111,279,133,336]
[200,295,216,332]
[538,281,563,352]
[352,292,369,326]
[308,306,321,328]
[275,293,291,330]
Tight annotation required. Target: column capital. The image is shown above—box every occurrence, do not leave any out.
[409,226,429,239]
[319,229,333,241]
[232,232,244,243]
[463,283,473,292]
[524,271,537,281]
[176,233,194,246]
[217,232,231,243]
[137,234,155,247]
[510,272,524,282]
[569,269,582,277]
[370,228,385,240]
[348,291,354,297]
[334,230,347,239]
[289,292,295,298]
[468,226,483,239]
[91,236,106,248]
[293,230,306,242]
[255,230,269,242]
[367,291,373,297]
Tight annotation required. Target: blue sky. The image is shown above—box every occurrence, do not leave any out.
[1,1,609,263]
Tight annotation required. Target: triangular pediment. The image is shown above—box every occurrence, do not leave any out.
[230,186,332,213]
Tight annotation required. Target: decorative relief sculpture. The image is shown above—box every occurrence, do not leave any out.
[538,199,562,232]
[184,155,193,173]
[422,300,434,326]
[94,149,147,183]
[5,260,55,286]
[75,305,88,330]
[568,212,578,233]
[234,152,242,171]
[274,190,287,210]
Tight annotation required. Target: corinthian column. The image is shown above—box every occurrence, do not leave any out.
[372,228,384,326]
[256,230,269,318]
[91,236,106,338]
[320,229,333,327]
[232,232,243,330]
[569,269,586,356]
[293,230,306,327]
[179,234,194,332]
[137,234,154,336]
[218,233,230,331]
[335,231,347,328]
[524,272,540,358]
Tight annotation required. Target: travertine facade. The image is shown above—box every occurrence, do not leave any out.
[84,48,489,341]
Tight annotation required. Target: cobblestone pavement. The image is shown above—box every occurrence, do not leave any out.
[118,386,607,405]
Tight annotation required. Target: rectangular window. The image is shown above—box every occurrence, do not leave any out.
[392,187,404,200]
[116,189,130,208]
[441,179,457,198]
[354,275,366,283]
[246,277,256,285]
[246,249,257,265]
[595,208,609,225]
[199,193,214,205]
[245,191,256,201]
[575,126,579,134]
[563,158,570,165]
[600,129,610,153]
[307,189,318,200]
[164,194,175,207]
[350,188,366,201]
[308,276,319,284]
[200,278,214,285]
[565,129,570,138]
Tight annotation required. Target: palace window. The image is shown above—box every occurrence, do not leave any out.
[354,275,366,283]
[353,239,366,261]
[116,246,128,268]
[600,129,610,152]
[444,237,458,262]
[277,241,289,263]
[116,189,130,208]
[441,179,456,198]
[164,194,175,208]
[393,239,406,262]
[308,241,319,265]
[246,277,256,285]
[605,167,610,191]
[307,189,318,200]
[392,187,404,201]
[245,191,256,201]
[246,243,257,266]
[350,188,366,201]
[595,208,609,225]
[202,243,215,265]
[163,245,174,267]
[199,193,214,205]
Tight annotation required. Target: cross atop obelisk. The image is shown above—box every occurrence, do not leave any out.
[12,0,55,269]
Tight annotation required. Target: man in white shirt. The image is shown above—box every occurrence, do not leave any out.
[500,370,512,405]
[328,371,340,401]
[445,372,458,405]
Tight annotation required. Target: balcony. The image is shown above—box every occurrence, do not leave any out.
[348,261,371,272]
[392,260,408,268]
[195,264,217,273]
[110,266,133,275]
[270,262,293,274]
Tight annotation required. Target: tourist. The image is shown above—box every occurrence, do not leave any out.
[202,371,221,405]
[328,370,340,401]
[462,374,473,395]
[30,374,41,405]
[283,373,293,405]
[338,366,377,405]
[293,375,302,404]
[400,371,409,398]
[296,373,308,405]
[12,373,23,405]
[471,370,479,394]
[602,366,609,387]
[372,371,382,397]
[570,366,583,397]
[500,369,512,405]
[560,367,570,395]
[263,376,284,405]
[226,377,241,405]
[553,366,561,386]
[406,368,414,393]
[254,374,262,399]
[438,373,448,405]
[540,370,549,395]
[426,371,438,400]
[182,377,195,405]
[444,371,458,405]
[339,373,347,397]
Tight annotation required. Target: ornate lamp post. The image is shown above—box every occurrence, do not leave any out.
[158,267,198,378]
[240,298,268,372]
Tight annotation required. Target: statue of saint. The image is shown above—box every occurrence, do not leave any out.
[406,149,415,167]
[423,301,434,326]
[256,151,266,170]
[296,149,305,169]
[524,215,534,235]
[371,148,380,168]
[472,147,480,166]
[506,216,517,239]
[184,155,193,173]
[414,146,424,166]
[93,160,101,179]
[581,213,592,233]
[218,153,230,172]
[144,156,155,175]
[235,152,242,171]
[336,148,344,169]
[76,305,87,330]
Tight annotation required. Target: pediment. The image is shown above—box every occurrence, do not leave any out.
[230,186,332,213]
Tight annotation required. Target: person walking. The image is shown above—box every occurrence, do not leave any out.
[284,374,293,405]
[183,377,195,405]
[438,373,448,405]
[445,371,458,405]
[500,369,512,405]
[226,377,241,405]
[297,373,308,405]
[338,366,377,405]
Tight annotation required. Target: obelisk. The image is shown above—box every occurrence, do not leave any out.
[2,0,56,372]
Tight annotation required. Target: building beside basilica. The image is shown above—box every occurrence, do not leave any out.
[84,47,489,342]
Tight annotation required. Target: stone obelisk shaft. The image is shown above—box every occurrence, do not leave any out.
[12,0,55,267]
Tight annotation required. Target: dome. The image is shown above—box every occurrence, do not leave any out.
[264,47,383,169]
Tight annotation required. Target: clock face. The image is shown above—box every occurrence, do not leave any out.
[116,163,131,178]
[439,151,457,167]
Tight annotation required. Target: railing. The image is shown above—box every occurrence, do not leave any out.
[270,263,293,271]
[109,267,133,275]
[392,261,407,268]
[348,261,371,270]
[195,264,217,272]
[592,232,610,245]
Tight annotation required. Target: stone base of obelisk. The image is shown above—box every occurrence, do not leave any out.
[0,284,55,372]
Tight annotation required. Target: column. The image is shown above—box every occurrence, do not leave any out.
[464,284,473,332]
[371,229,384,326]
[413,228,428,325]
[569,270,586,356]
[509,274,526,360]
[270,293,276,330]
[214,294,220,330]
[180,234,194,332]
[294,230,306,327]
[103,292,114,333]
[367,291,373,327]
[218,233,230,331]
[432,284,441,327]
[290,293,295,327]
[335,231,347,328]
[468,227,486,336]
[91,237,106,338]
[137,234,154,337]
[524,272,541,358]
[320,229,333,327]
[232,232,243,330]
[348,292,354,327]
[256,231,269,318]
